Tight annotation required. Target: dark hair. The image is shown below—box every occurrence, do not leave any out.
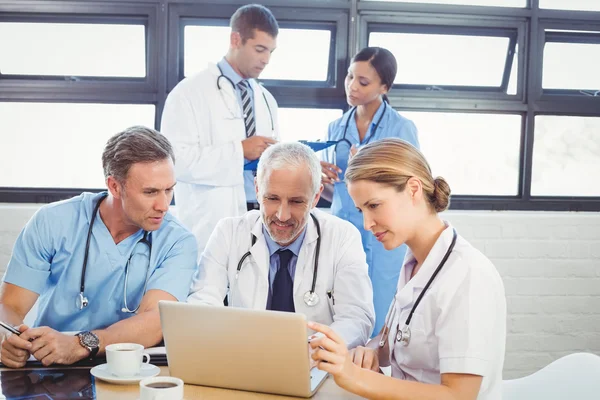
[230,4,279,43]
[352,47,397,103]
[102,126,175,182]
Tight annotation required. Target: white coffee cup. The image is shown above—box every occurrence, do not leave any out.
[139,377,184,400]
[105,343,150,377]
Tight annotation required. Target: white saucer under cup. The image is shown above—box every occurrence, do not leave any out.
[105,343,150,377]
[90,363,160,385]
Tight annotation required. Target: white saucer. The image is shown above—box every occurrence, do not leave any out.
[90,363,160,385]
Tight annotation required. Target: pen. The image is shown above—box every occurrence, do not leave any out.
[0,321,21,336]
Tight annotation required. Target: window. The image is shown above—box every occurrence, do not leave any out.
[183,25,229,78]
[278,108,343,142]
[183,24,332,81]
[368,29,517,92]
[540,0,600,12]
[532,116,600,197]
[543,41,600,93]
[0,22,146,78]
[0,103,156,189]
[360,0,525,6]
[401,111,522,196]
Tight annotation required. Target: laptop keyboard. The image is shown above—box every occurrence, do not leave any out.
[310,368,328,391]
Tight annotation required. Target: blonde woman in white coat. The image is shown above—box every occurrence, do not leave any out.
[309,138,506,400]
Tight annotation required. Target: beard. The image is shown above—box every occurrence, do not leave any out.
[263,212,308,246]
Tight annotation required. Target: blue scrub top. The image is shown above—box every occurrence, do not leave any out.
[3,192,198,332]
[324,101,420,336]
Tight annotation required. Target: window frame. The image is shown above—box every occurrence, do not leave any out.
[367,24,518,94]
[361,13,527,100]
[1,0,600,211]
[538,22,600,97]
[0,2,159,96]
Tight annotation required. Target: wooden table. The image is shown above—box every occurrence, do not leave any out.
[95,367,365,399]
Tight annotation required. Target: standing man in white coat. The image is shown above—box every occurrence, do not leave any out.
[188,142,375,349]
[161,4,280,253]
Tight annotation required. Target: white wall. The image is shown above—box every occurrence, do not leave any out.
[1,203,599,379]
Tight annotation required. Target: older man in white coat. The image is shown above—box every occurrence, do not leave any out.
[188,142,375,349]
[161,4,280,253]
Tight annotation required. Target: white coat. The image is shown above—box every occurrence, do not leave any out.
[160,63,280,252]
[379,224,506,400]
[188,209,375,349]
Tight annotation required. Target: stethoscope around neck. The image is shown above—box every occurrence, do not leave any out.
[233,213,322,307]
[379,229,458,348]
[332,101,388,175]
[216,64,275,134]
[78,192,152,314]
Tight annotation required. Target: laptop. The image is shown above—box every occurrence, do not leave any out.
[159,301,329,397]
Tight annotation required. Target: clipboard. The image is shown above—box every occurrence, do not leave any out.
[298,140,337,152]
[243,140,337,171]
[244,160,259,171]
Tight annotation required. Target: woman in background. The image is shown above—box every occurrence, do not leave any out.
[321,47,419,335]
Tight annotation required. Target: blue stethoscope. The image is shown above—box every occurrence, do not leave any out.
[216,64,275,135]
[78,192,152,313]
[332,101,388,175]
[234,213,322,307]
[379,229,457,348]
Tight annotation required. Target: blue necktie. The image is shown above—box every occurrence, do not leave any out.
[270,249,295,312]
[238,80,256,138]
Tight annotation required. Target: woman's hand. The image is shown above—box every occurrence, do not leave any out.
[349,346,381,373]
[320,161,341,184]
[308,321,359,391]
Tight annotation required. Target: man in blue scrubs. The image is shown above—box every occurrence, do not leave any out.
[0,126,198,368]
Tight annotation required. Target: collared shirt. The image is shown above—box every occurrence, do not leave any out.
[388,223,506,400]
[217,57,257,203]
[3,192,198,332]
[262,225,307,309]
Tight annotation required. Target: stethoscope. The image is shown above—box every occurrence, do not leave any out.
[78,192,152,313]
[379,229,458,348]
[235,213,322,307]
[216,64,275,135]
[331,102,388,174]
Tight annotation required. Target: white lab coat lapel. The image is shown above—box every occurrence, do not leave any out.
[249,217,271,308]
[390,225,456,364]
[207,63,240,115]
[293,215,319,298]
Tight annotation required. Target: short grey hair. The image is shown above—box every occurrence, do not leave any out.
[102,125,175,182]
[256,142,321,196]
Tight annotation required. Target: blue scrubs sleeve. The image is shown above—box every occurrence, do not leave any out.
[145,233,198,302]
[400,119,420,149]
[3,209,52,294]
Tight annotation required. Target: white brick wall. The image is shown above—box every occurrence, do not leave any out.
[446,211,600,379]
[1,204,599,379]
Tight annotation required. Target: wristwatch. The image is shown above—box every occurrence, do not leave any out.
[76,331,100,359]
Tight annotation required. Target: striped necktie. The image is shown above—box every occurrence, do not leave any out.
[237,80,256,138]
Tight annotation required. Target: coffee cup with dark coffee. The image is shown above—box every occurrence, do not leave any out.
[139,377,184,400]
[105,343,151,377]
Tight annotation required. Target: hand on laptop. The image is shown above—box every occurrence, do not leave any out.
[308,321,359,390]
